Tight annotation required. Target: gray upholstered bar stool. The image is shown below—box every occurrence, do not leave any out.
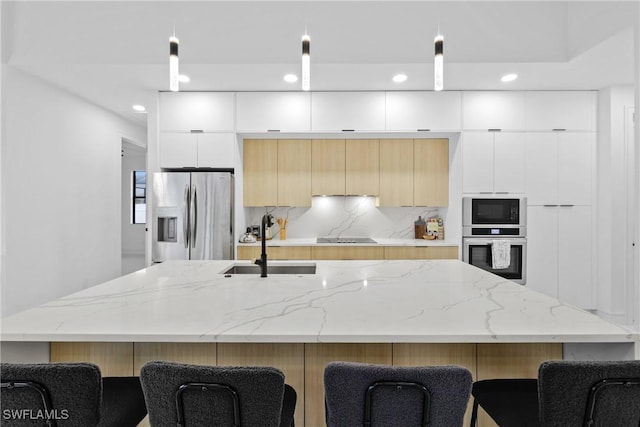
[1,362,147,427]
[140,361,296,427]
[324,361,473,427]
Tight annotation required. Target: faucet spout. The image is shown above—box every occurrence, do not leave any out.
[255,213,274,277]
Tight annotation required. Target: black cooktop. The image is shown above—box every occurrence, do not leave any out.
[316,237,377,244]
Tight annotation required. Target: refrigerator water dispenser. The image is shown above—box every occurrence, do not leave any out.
[157,217,177,242]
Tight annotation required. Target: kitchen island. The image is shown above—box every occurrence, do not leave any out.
[1,259,637,427]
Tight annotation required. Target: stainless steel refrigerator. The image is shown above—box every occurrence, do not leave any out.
[152,172,234,262]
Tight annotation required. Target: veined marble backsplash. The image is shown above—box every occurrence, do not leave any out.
[245,197,442,239]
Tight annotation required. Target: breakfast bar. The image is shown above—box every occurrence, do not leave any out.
[1,259,637,426]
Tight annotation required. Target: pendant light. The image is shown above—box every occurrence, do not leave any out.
[434,33,444,91]
[301,33,310,91]
[169,34,179,92]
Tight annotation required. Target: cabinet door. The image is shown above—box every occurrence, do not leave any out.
[197,133,236,168]
[385,91,462,131]
[558,133,593,205]
[268,246,311,260]
[462,92,525,130]
[525,133,559,205]
[160,92,235,131]
[558,206,592,309]
[462,133,494,194]
[524,91,595,131]
[493,133,525,193]
[236,92,311,132]
[277,139,311,207]
[243,139,278,206]
[346,139,379,196]
[159,133,198,168]
[311,92,385,131]
[414,139,449,206]
[526,206,559,298]
[312,139,345,196]
[379,139,414,206]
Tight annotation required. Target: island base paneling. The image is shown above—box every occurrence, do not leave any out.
[50,342,562,427]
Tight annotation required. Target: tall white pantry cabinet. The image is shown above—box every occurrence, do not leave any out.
[461,91,597,309]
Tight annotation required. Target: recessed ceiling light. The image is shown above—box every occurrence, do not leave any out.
[132,105,146,112]
[392,74,408,83]
[284,74,298,83]
[501,73,518,83]
[178,74,190,83]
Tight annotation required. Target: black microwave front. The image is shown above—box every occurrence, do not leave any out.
[462,197,527,236]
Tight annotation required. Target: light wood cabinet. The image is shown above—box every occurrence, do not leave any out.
[159,92,235,132]
[237,246,258,260]
[277,139,311,206]
[243,139,278,206]
[346,139,379,196]
[384,246,459,260]
[268,246,312,260]
[312,139,345,196]
[379,139,414,206]
[311,246,384,260]
[414,138,449,206]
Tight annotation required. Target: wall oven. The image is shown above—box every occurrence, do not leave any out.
[462,237,527,284]
[462,196,527,284]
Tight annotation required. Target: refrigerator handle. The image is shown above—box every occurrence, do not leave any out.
[191,185,198,247]
[183,184,190,249]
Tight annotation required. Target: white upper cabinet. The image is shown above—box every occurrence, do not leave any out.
[524,91,596,131]
[311,92,385,131]
[159,132,235,169]
[385,91,461,131]
[160,92,235,131]
[462,132,525,194]
[236,92,311,132]
[462,92,525,130]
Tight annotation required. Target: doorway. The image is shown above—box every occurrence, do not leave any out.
[121,139,147,275]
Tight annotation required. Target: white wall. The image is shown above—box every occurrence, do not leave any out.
[1,68,145,315]
[597,85,635,325]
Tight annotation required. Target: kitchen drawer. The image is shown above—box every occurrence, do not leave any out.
[311,246,384,260]
[384,246,459,260]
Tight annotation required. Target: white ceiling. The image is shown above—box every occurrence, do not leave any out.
[3,1,638,126]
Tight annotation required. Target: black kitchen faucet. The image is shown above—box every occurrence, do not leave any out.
[254,213,274,277]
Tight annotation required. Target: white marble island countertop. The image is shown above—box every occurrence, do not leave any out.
[1,260,635,344]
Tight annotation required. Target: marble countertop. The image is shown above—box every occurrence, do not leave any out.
[1,260,635,344]
[237,237,457,246]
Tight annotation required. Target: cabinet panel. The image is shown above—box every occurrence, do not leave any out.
[558,206,592,309]
[50,343,133,377]
[525,133,559,205]
[379,139,414,206]
[237,246,257,260]
[311,246,384,260]
[414,138,449,206]
[462,92,525,130]
[558,133,593,205]
[312,139,346,196]
[159,133,198,168]
[197,133,236,168]
[243,139,278,206]
[462,133,494,193]
[160,92,235,131]
[384,246,458,260]
[268,246,312,260]
[236,92,311,132]
[277,139,311,206]
[526,206,559,298]
[385,91,462,131]
[346,139,379,196]
[493,133,525,193]
[524,91,595,131]
[311,92,385,131]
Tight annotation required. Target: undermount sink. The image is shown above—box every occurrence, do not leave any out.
[222,263,317,275]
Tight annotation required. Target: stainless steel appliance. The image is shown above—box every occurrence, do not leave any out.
[462,196,526,237]
[462,196,527,284]
[152,172,233,262]
[316,237,377,244]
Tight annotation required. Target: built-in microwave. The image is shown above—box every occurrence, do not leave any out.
[462,197,526,237]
